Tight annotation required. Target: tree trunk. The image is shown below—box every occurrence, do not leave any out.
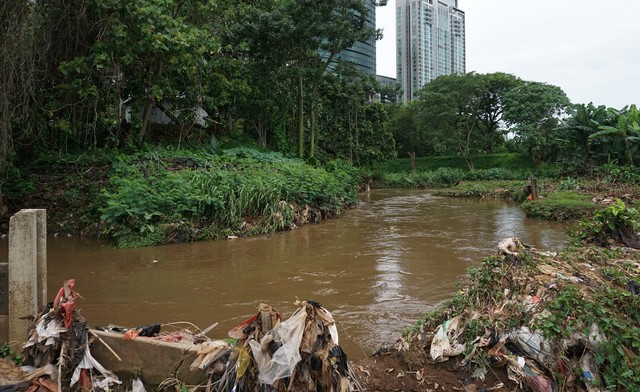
[0,185,6,218]
[309,103,316,158]
[624,135,634,166]
[139,96,153,146]
[297,71,304,158]
[254,120,267,147]
[354,103,360,166]
[139,61,164,146]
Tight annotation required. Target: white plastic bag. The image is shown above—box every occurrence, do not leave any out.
[430,315,466,362]
[249,306,308,385]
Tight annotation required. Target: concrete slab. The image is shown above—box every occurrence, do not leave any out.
[90,330,208,386]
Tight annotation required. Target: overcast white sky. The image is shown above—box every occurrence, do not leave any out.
[376,0,640,109]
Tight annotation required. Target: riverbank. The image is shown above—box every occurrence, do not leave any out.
[4,148,638,247]
[353,196,640,391]
[2,147,363,247]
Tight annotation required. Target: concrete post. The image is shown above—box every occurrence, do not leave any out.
[35,210,47,310]
[0,262,8,343]
[7,209,47,346]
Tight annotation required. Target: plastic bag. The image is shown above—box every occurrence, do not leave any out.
[508,326,554,367]
[430,315,466,362]
[249,306,308,385]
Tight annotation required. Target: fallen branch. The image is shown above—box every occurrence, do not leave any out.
[90,330,122,362]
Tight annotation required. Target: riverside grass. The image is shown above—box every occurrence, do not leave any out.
[98,147,362,247]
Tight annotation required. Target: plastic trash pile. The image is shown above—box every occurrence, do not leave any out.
[199,300,362,392]
[4,288,361,392]
[12,279,121,391]
[401,238,640,392]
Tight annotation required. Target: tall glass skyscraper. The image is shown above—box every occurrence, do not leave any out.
[336,0,377,75]
[397,0,465,102]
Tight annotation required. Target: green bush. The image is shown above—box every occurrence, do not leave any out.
[372,153,540,173]
[433,180,528,200]
[376,167,465,188]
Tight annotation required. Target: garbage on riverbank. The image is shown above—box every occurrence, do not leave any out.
[5,281,362,392]
[400,233,640,391]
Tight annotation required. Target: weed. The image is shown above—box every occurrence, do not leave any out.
[0,343,23,364]
[576,199,639,245]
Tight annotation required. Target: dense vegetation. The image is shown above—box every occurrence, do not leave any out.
[386,73,640,173]
[99,148,361,247]
[4,147,361,247]
[0,0,395,201]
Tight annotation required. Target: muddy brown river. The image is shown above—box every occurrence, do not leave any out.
[1,190,566,358]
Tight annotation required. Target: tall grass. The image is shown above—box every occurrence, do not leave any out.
[99,147,361,247]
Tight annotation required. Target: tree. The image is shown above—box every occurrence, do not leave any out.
[416,73,486,170]
[503,81,572,164]
[282,0,374,158]
[386,102,421,156]
[476,73,522,153]
[317,63,395,165]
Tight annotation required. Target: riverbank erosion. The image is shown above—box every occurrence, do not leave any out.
[353,203,640,391]
[2,148,363,247]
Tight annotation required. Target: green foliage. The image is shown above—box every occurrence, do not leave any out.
[591,104,640,167]
[416,72,488,169]
[558,177,582,191]
[434,180,528,200]
[535,285,640,390]
[374,163,533,194]
[554,103,614,171]
[2,164,36,200]
[375,167,464,188]
[594,164,640,184]
[99,147,360,247]
[1,343,23,364]
[576,199,639,245]
[521,191,597,221]
[504,81,572,164]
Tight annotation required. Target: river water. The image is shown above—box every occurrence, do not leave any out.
[1,190,566,358]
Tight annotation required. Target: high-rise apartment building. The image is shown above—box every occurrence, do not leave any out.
[397,0,465,102]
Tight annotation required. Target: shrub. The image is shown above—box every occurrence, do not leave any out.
[576,199,639,246]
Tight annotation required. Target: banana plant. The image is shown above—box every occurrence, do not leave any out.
[590,104,640,166]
